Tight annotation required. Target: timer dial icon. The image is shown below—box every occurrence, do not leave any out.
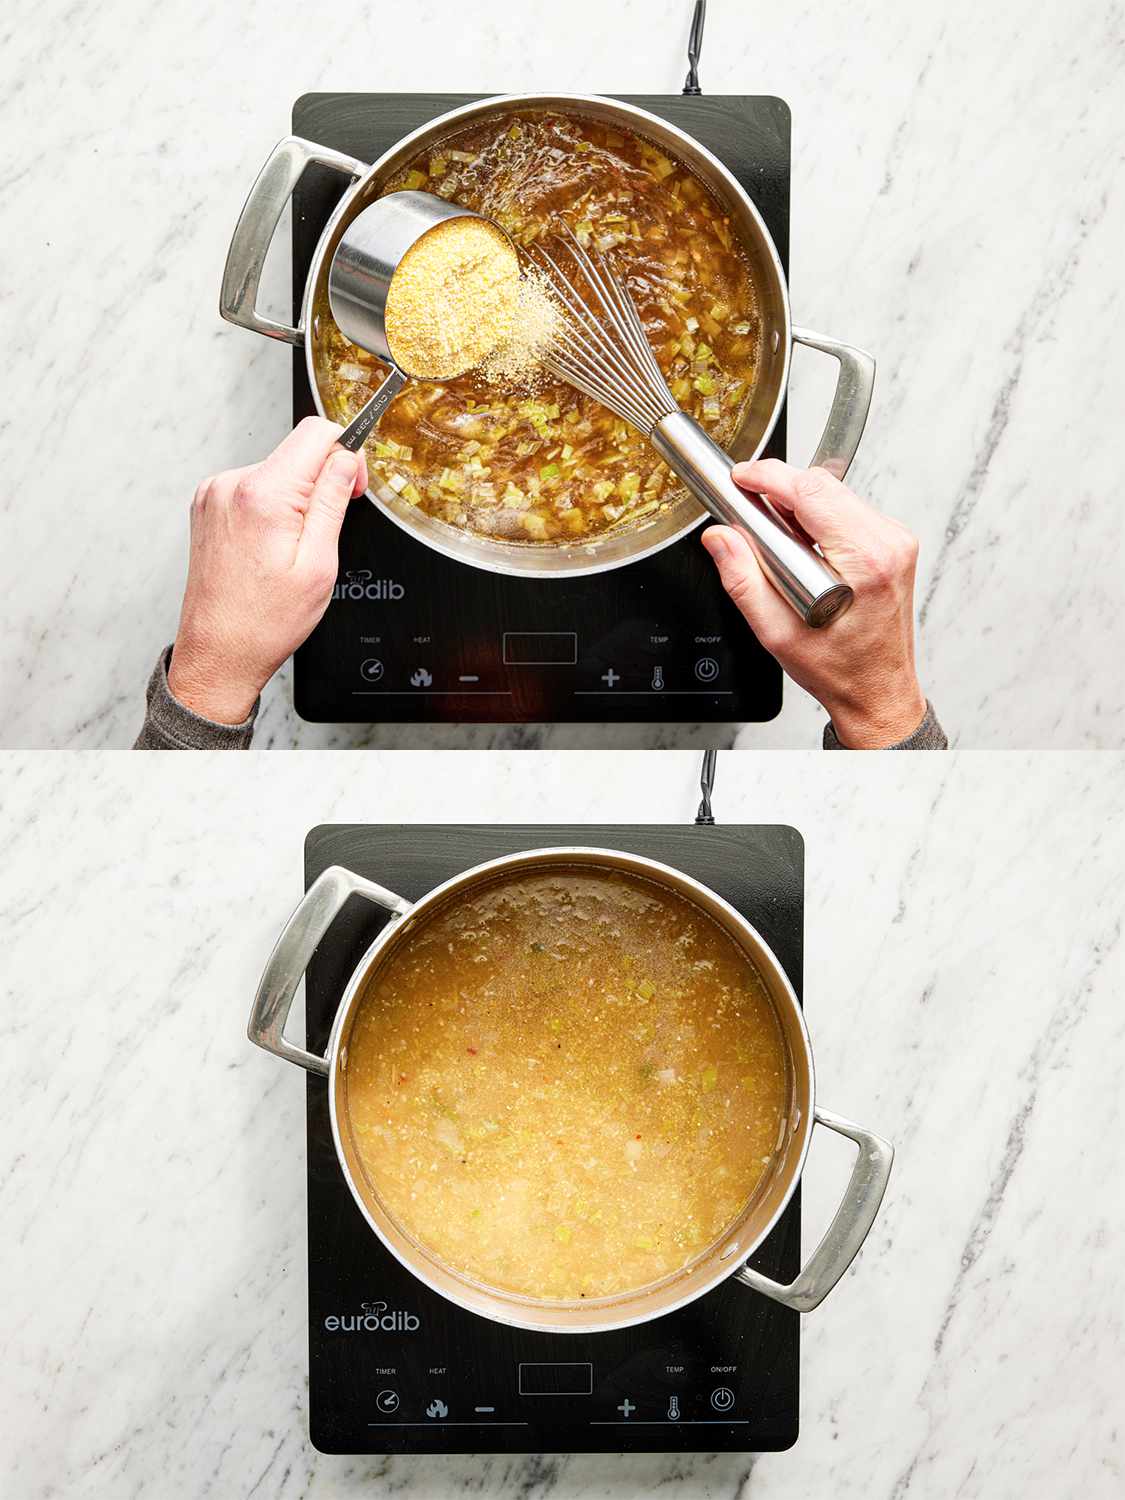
[375,1389,399,1414]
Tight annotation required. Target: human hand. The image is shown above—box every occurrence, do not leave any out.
[701,460,927,748]
[167,418,367,724]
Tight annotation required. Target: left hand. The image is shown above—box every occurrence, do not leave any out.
[167,418,367,724]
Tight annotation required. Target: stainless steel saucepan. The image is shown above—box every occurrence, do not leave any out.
[221,93,876,580]
[249,847,893,1334]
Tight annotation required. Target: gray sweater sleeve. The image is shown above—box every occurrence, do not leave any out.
[134,647,258,750]
[823,700,947,750]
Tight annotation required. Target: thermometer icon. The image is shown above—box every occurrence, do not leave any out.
[667,1395,680,1420]
[652,665,665,691]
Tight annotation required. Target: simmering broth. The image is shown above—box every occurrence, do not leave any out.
[343,867,789,1301]
[319,109,762,546]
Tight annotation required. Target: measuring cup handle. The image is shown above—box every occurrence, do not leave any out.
[220,135,367,347]
[338,367,409,451]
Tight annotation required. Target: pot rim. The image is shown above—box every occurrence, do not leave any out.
[299,92,794,579]
[322,845,815,1334]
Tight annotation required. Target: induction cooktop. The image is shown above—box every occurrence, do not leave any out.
[291,94,790,724]
[303,822,803,1454]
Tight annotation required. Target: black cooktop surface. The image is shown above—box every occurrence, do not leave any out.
[291,94,789,724]
[304,822,802,1454]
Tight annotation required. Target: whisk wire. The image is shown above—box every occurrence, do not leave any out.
[532,243,663,430]
[557,224,673,406]
[528,228,676,436]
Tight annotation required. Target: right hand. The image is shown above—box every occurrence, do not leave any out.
[167,418,368,724]
[701,459,927,748]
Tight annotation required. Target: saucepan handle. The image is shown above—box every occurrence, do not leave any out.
[248,865,412,1077]
[790,327,876,481]
[220,135,367,347]
[735,1106,893,1312]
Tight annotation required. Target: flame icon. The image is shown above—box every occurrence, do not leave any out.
[426,1398,449,1419]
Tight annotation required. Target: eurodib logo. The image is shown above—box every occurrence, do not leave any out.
[324,1299,420,1333]
[333,568,405,602]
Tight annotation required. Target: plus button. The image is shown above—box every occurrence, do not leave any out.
[602,668,621,687]
[617,1398,635,1418]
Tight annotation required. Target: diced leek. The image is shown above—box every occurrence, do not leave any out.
[670,376,691,403]
[429,155,448,176]
[521,512,549,540]
[650,154,675,179]
[602,211,627,223]
[338,360,368,382]
[709,302,729,321]
[731,320,752,334]
[448,149,476,163]
[679,332,696,358]
[576,139,592,152]
[693,373,716,396]
[637,979,655,1000]
[401,482,422,505]
[402,169,428,190]
[507,123,523,140]
[701,396,722,421]
[561,443,574,460]
[695,341,713,361]
[539,462,560,480]
[617,472,641,500]
[387,472,408,494]
[684,316,699,333]
[561,508,585,534]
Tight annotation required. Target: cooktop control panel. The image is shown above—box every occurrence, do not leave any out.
[291,93,790,724]
[304,822,803,1454]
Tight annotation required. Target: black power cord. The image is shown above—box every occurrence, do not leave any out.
[695,749,717,824]
[682,0,707,95]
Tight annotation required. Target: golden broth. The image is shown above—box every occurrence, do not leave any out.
[319,109,762,545]
[343,867,789,1301]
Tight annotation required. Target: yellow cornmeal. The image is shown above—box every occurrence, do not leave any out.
[384,215,521,378]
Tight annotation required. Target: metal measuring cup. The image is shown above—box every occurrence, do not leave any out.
[328,190,501,451]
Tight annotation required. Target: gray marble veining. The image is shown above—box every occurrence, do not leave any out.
[1,750,1122,1495]
[1,1,1122,746]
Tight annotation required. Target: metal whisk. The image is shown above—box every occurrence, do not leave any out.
[527,227,854,627]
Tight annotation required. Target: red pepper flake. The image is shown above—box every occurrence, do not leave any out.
[397,1074,407,1085]
[635,1133,642,1140]
[466,1046,478,1056]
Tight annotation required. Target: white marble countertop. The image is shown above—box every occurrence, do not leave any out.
[2,749,1122,1496]
[1,1,1121,747]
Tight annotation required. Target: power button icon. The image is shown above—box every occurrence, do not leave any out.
[695,656,720,683]
[710,1386,735,1413]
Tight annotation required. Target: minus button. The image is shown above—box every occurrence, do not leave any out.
[474,1405,495,1413]
[459,674,480,683]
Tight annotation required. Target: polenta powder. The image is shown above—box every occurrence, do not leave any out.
[384,216,522,379]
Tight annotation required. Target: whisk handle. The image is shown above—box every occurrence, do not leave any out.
[652,412,854,628]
